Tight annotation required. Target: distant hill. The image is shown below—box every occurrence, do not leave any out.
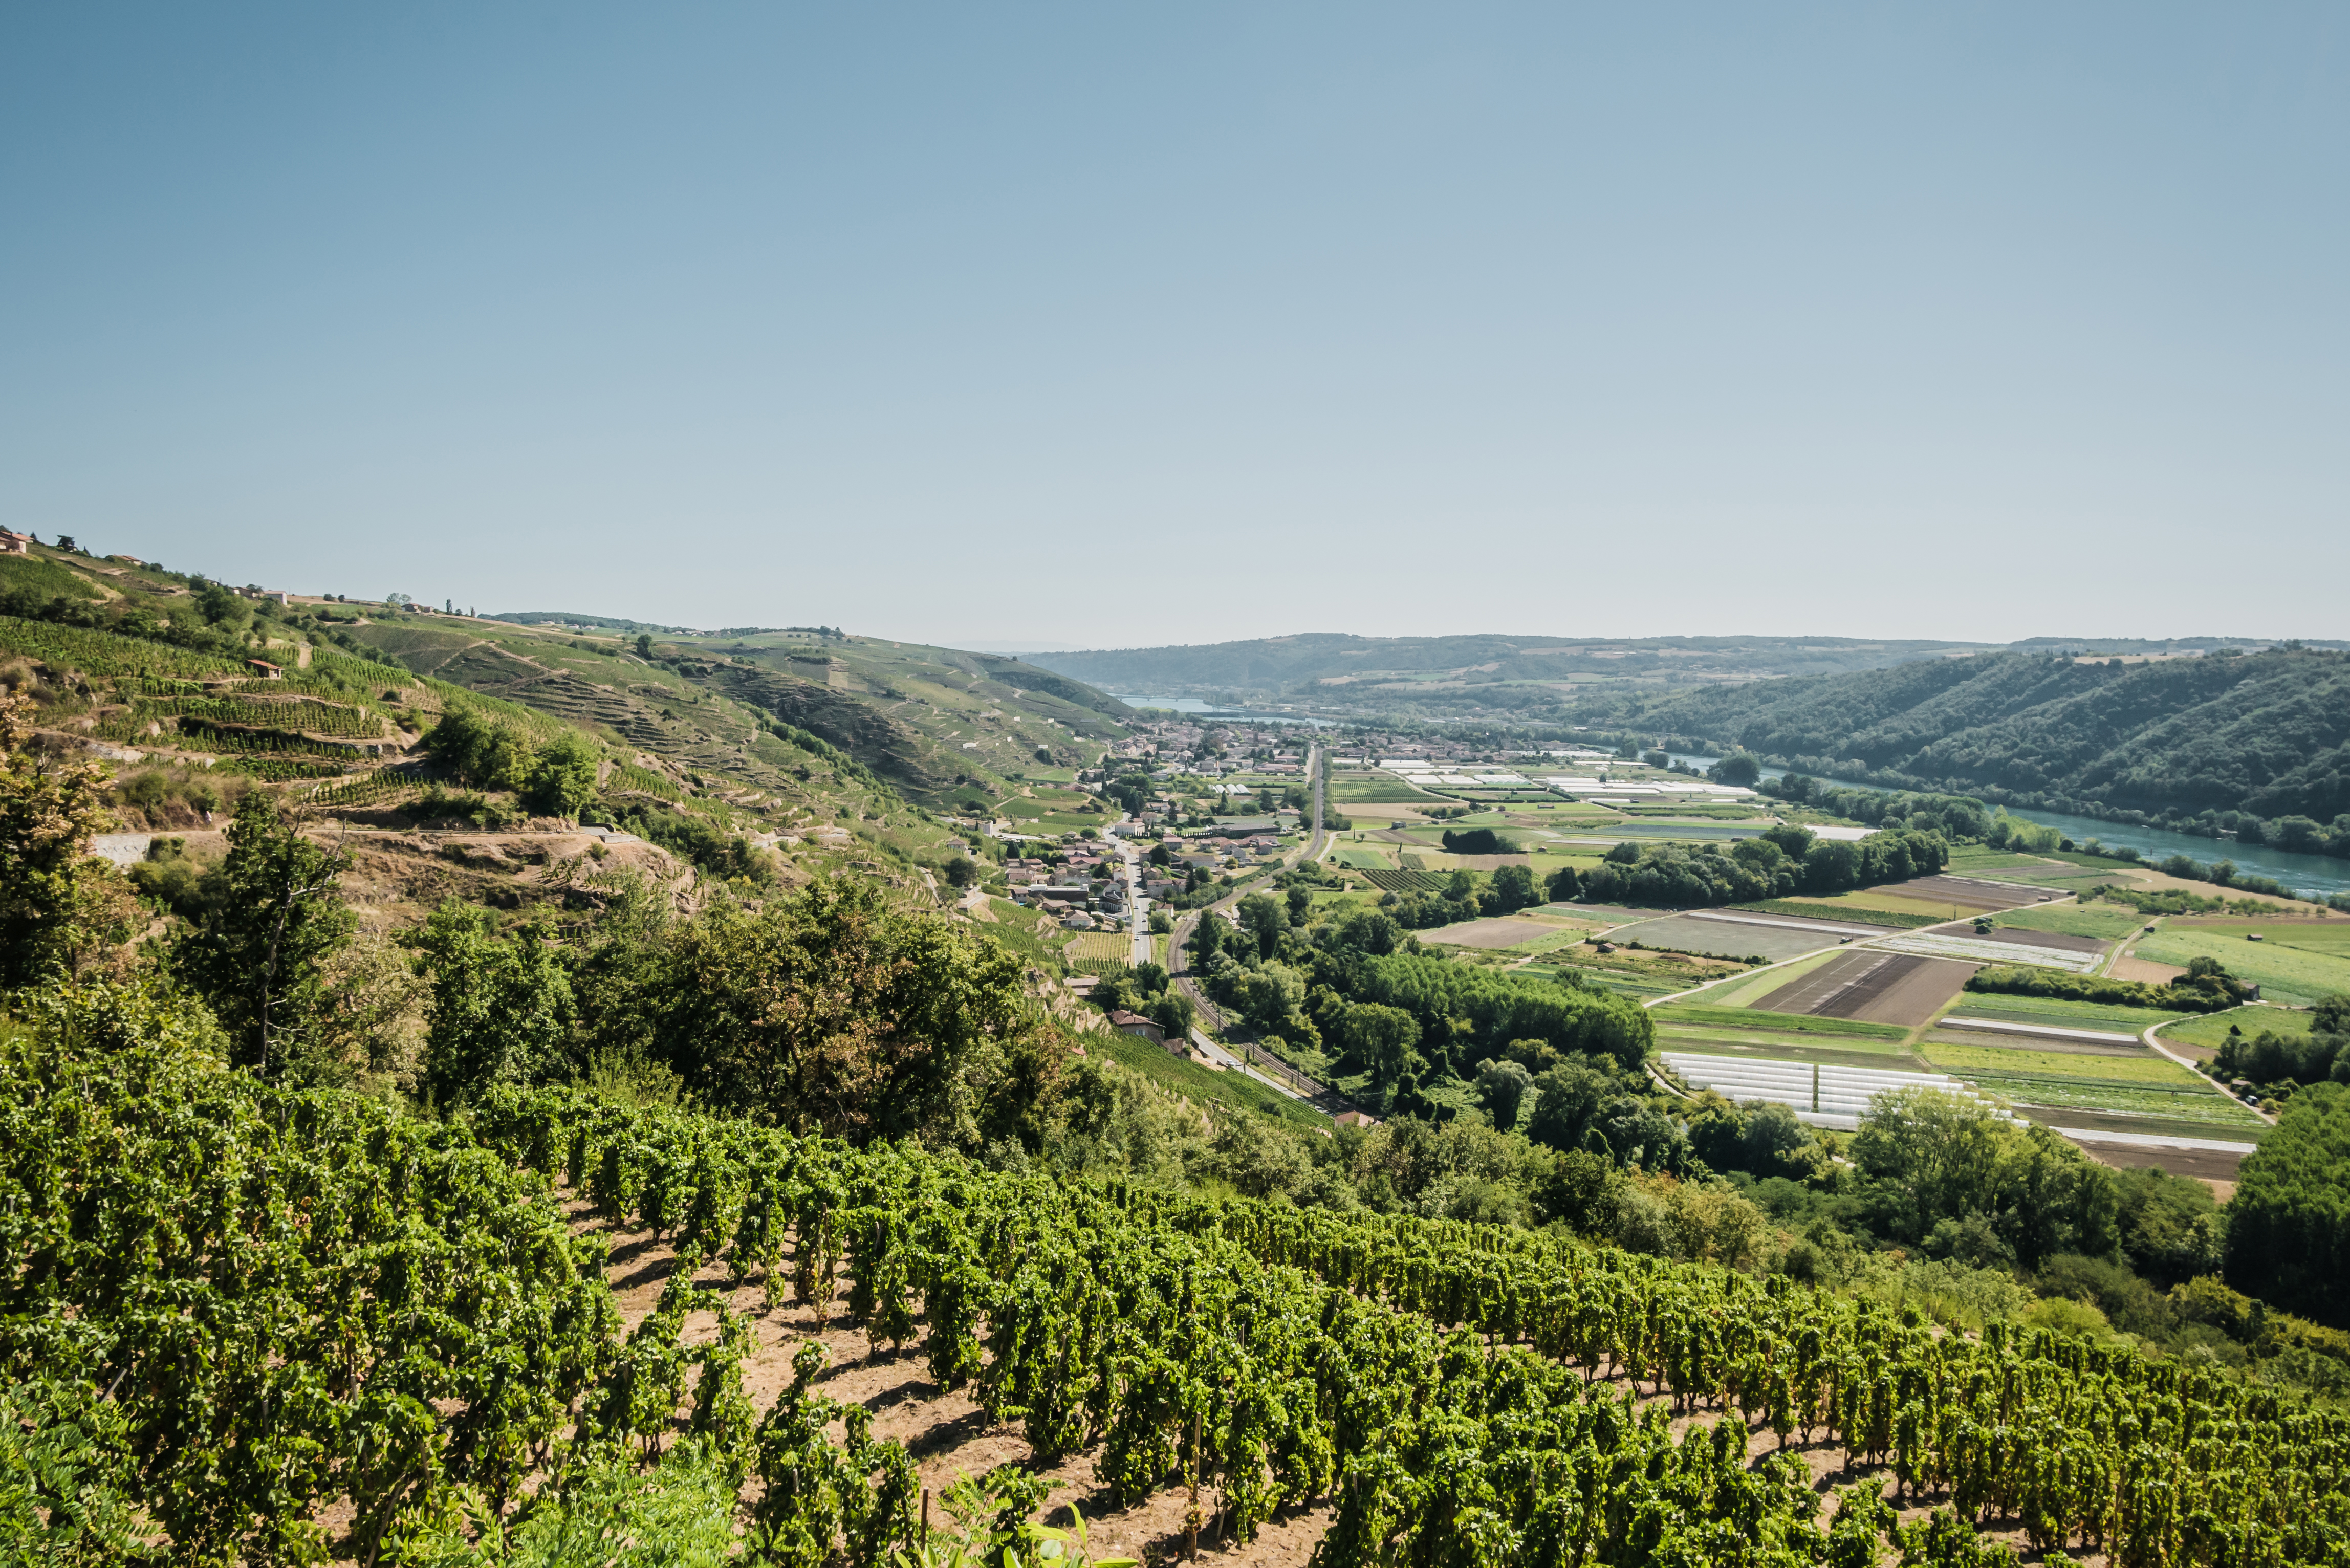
[490,611,829,638]
[1028,630,2343,734]
[1027,633,1998,710]
[1640,647,2350,826]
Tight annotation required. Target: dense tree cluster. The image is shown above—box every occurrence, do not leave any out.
[2225,1082,2350,1324]
[1963,962,2245,1014]
[424,704,602,818]
[1375,863,1542,928]
[2212,994,2350,1093]
[1574,823,1949,909]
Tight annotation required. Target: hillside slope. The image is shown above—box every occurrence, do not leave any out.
[335,620,1129,808]
[0,540,1057,904]
[1645,647,2350,823]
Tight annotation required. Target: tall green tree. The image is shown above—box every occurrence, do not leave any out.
[1236,892,1286,961]
[174,791,355,1077]
[2226,1082,2350,1326]
[647,877,1055,1147]
[412,902,576,1108]
[521,731,601,819]
[424,704,533,790]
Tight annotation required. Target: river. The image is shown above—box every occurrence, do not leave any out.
[1665,753,2350,900]
[1116,695,1334,727]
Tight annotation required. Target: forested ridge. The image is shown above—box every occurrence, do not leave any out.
[1643,647,2350,829]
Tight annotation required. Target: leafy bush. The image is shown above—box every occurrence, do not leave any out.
[2226,1082,2350,1326]
[1964,964,2233,1013]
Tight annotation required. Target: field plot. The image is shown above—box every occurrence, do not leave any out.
[1691,948,1847,1008]
[1888,874,2057,911]
[1945,848,2063,872]
[1364,868,1450,893]
[1873,930,2103,973]
[1731,899,1941,929]
[1991,902,2147,940]
[1929,1025,2140,1055]
[2030,874,2142,896]
[2134,926,2350,1006]
[1552,903,1657,926]
[1610,912,1831,962]
[2062,1137,2251,1185]
[1684,909,1888,938]
[1588,822,1766,840]
[998,788,1106,835]
[1329,844,1391,869]
[1969,927,2112,957]
[1423,916,1562,949]
[1652,1004,1909,1040]
[1063,930,1134,964]
[1923,1040,2264,1129]
[2165,917,2350,956]
[1652,1032,1929,1074]
[2156,1004,2314,1057]
[1944,991,2186,1035]
[1756,950,1975,1025]
[1329,775,1445,803]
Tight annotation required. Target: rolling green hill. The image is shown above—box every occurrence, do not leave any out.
[1639,646,2350,824]
[1031,631,1994,709]
[0,541,1136,918]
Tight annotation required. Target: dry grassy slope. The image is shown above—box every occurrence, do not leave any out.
[568,1197,2070,1568]
[343,622,883,813]
[704,638,1132,805]
[346,617,1124,814]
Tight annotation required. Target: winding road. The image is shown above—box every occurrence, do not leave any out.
[1156,743,1360,1113]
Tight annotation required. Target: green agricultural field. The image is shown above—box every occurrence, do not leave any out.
[2171,919,2350,957]
[1921,1042,2209,1086]
[1335,775,1438,804]
[1833,890,1984,919]
[2039,850,2150,872]
[1651,1004,1910,1040]
[1330,844,1391,869]
[2135,927,2350,1007]
[2156,1005,2315,1053]
[1731,899,1940,929]
[1922,1045,2264,1125]
[1945,848,2059,871]
[0,553,109,602]
[1989,902,2146,940]
[2035,874,2136,895]
[1940,991,2183,1035]
[1698,949,1846,1009]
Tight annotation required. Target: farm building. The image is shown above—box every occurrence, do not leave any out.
[0,530,30,555]
[1107,1010,1166,1043]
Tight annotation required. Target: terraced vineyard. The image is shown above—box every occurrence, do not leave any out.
[13,1014,2350,1566]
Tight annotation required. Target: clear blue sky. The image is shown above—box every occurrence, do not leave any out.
[3,4,2344,647]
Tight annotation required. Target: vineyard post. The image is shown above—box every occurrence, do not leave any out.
[1186,1409,1202,1561]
